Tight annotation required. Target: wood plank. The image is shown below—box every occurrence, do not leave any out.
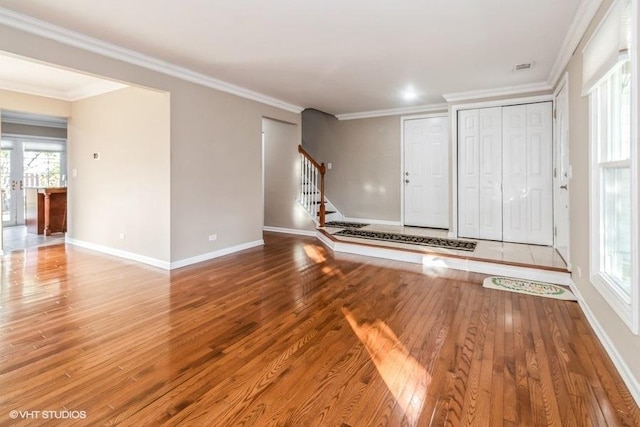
[0,233,637,426]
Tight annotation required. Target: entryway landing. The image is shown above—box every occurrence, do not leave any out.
[317,223,570,286]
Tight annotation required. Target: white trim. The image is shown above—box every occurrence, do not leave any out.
[442,82,552,103]
[587,53,638,333]
[632,0,640,334]
[335,103,448,121]
[553,72,572,265]
[449,94,554,238]
[170,240,264,269]
[400,113,450,227]
[263,226,317,237]
[65,237,171,270]
[569,280,640,406]
[0,8,304,114]
[341,217,403,226]
[547,0,604,87]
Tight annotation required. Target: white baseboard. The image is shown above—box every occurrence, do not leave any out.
[66,237,171,270]
[569,280,640,407]
[263,226,317,237]
[342,217,403,226]
[66,237,265,271]
[170,240,264,269]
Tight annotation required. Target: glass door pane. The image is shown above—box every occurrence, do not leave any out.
[0,147,12,225]
[1,140,25,227]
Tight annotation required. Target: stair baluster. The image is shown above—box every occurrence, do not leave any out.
[297,145,326,227]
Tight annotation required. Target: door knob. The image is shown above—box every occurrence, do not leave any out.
[560,185,568,190]
[405,179,410,184]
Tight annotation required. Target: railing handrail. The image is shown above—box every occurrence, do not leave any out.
[297,145,326,226]
[298,145,326,174]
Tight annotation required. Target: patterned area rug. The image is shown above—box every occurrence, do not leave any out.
[324,221,370,229]
[483,276,577,301]
[334,228,477,251]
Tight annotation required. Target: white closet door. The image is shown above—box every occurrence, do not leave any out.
[478,107,502,240]
[457,110,480,238]
[502,102,553,245]
[502,105,528,243]
[458,107,502,239]
[525,102,553,245]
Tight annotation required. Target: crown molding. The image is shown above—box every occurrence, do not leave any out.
[0,7,304,114]
[335,103,448,121]
[547,0,603,88]
[442,81,552,103]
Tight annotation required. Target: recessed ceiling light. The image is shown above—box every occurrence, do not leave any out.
[513,62,535,72]
[402,88,418,101]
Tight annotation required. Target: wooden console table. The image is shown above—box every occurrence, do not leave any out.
[26,187,67,236]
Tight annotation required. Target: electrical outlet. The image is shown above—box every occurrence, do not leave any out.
[119,233,126,240]
[93,152,100,160]
[208,234,217,241]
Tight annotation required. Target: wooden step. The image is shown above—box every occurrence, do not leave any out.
[318,211,336,216]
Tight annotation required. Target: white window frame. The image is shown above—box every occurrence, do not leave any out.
[588,0,639,334]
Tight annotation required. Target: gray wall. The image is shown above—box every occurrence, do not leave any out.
[0,23,300,263]
[263,118,316,231]
[558,0,640,386]
[302,109,403,221]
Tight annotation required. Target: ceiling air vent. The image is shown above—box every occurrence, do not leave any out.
[513,62,534,72]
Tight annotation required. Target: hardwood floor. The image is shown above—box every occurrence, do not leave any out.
[0,232,638,426]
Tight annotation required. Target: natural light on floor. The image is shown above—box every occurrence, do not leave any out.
[343,307,429,423]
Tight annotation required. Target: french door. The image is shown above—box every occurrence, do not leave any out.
[1,139,24,226]
[1,137,66,227]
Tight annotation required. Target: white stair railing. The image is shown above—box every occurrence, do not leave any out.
[298,145,326,226]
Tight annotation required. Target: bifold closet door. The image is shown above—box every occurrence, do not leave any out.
[457,107,502,240]
[502,102,553,245]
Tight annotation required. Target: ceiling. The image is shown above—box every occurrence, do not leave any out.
[0,53,127,101]
[0,0,584,115]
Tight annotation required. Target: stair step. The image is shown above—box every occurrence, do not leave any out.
[318,211,336,216]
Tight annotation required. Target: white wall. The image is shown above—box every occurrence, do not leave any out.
[68,86,171,262]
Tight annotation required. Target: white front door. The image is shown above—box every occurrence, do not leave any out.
[554,82,570,262]
[403,116,449,228]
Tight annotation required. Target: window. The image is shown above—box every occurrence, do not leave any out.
[585,0,638,332]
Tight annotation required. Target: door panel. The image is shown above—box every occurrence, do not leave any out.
[526,102,553,245]
[478,108,502,240]
[457,110,479,237]
[502,102,553,245]
[502,105,528,243]
[404,116,449,228]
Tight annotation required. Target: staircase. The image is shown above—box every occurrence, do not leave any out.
[297,145,342,226]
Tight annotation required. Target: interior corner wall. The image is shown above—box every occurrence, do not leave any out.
[302,109,402,221]
[0,24,300,264]
[68,86,171,262]
[558,0,640,392]
[263,118,315,231]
